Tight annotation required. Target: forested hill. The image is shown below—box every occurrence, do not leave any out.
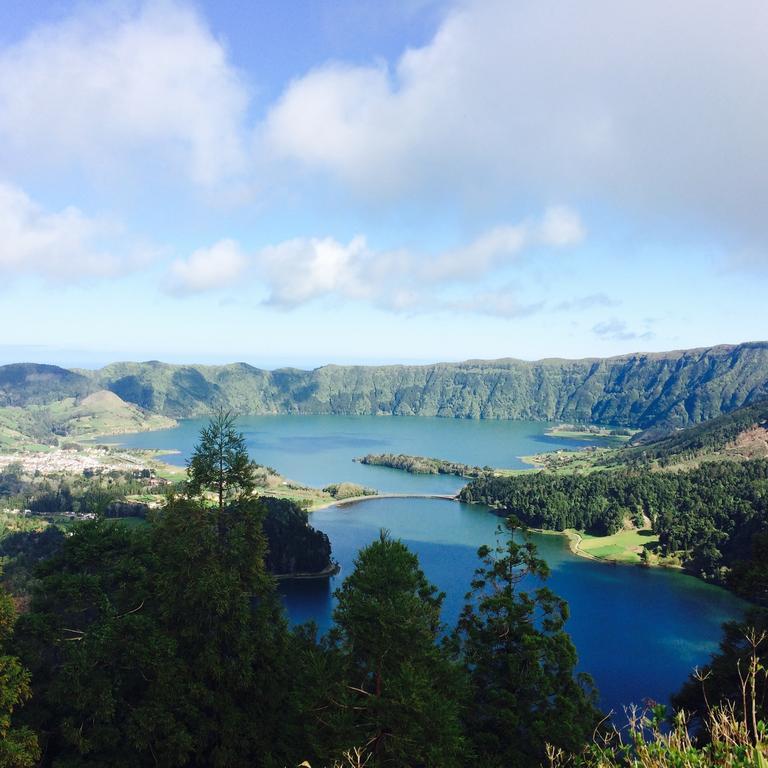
[614,398,768,466]
[79,342,768,427]
[3,341,768,428]
[0,363,96,407]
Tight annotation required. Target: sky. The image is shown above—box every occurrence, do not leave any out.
[0,0,766,370]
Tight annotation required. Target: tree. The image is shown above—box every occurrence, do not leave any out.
[322,531,466,767]
[186,409,255,512]
[149,494,300,767]
[11,409,307,767]
[11,520,189,767]
[13,501,305,767]
[0,579,39,768]
[453,518,601,768]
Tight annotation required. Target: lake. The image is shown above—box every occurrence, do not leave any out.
[114,414,602,494]
[116,415,746,714]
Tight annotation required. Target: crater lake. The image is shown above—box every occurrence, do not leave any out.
[115,415,746,714]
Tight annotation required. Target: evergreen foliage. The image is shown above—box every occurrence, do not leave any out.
[0,579,38,768]
[186,408,255,512]
[12,499,304,767]
[259,496,333,574]
[461,460,768,592]
[321,531,467,767]
[616,399,768,467]
[9,410,768,766]
[358,453,488,478]
[452,520,601,767]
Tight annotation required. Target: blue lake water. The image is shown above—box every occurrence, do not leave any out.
[281,497,745,716]
[115,415,747,715]
[112,414,602,494]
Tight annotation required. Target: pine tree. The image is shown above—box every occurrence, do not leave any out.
[186,409,255,512]
[326,531,466,767]
[12,415,305,767]
[149,495,299,767]
[453,518,601,768]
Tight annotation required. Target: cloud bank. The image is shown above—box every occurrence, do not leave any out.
[593,318,655,343]
[165,206,585,316]
[263,0,768,242]
[0,2,248,185]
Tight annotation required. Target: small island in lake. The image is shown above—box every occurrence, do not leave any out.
[356,452,492,478]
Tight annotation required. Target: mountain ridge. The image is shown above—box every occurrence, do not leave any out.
[3,340,768,429]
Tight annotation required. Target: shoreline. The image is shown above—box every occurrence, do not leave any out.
[526,525,684,572]
[75,421,691,578]
[274,562,341,581]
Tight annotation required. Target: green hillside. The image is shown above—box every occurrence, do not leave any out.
[78,341,768,427]
[615,399,768,466]
[517,398,768,474]
[2,341,768,431]
[0,389,175,449]
[0,363,96,407]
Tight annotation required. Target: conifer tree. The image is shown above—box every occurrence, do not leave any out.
[454,518,601,768]
[12,416,305,768]
[187,408,255,512]
[326,531,466,767]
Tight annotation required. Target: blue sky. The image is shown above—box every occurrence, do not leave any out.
[0,0,766,369]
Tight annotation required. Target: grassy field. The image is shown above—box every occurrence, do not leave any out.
[513,447,614,475]
[0,391,176,452]
[567,528,659,564]
[545,424,635,445]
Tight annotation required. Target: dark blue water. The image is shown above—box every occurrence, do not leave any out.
[112,414,601,494]
[114,416,746,715]
[280,497,746,716]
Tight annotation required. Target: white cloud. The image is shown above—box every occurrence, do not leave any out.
[423,225,527,282]
[166,239,248,295]
[0,181,150,281]
[538,207,586,248]
[164,206,584,316]
[0,2,248,185]
[256,235,372,306]
[263,0,768,242]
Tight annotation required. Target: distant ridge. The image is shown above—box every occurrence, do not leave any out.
[0,363,96,407]
[3,341,768,428]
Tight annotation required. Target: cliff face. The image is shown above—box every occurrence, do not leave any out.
[73,342,768,428]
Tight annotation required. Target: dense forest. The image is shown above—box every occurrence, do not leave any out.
[460,460,768,597]
[3,412,768,766]
[0,413,604,768]
[0,461,334,580]
[3,341,768,428]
